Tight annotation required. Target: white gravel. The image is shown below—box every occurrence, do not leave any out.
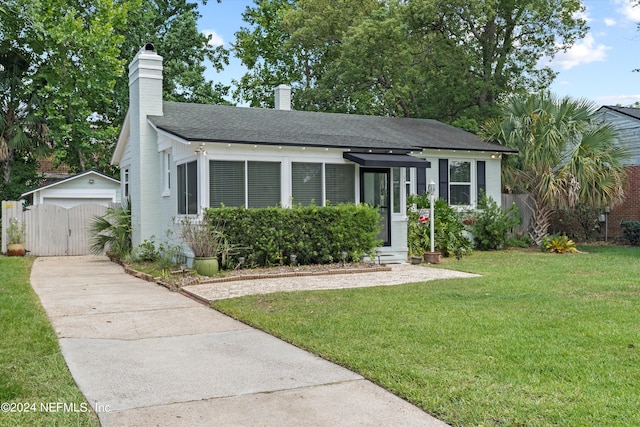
[183,264,480,302]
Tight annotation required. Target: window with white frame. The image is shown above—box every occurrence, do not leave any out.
[405,167,413,201]
[177,161,198,214]
[292,163,322,205]
[123,168,129,198]
[163,151,171,196]
[392,168,401,213]
[449,160,471,205]
[291,162,355,206]
[209,160,281,208]
[325,164,354,204]
[438,159,487,207]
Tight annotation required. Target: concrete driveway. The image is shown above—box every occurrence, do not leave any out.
[31,256,448,426]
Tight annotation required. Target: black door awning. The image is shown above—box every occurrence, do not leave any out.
[343,152,431,168]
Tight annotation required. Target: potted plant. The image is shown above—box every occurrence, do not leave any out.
[178,217,224,276]
[6,218,26,256]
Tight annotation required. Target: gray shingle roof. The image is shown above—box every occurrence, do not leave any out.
[600,105,640,120]
[149,101,516,153]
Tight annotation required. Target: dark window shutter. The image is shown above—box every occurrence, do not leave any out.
[438,159,448,201]
[417,167,426,194]
[477,161,486,200]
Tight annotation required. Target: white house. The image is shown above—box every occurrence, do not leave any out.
[112,44,516,262]
[20,170,120,209]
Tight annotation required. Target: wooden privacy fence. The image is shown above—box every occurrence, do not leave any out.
[2,201,112,256]
[502,193,532,236]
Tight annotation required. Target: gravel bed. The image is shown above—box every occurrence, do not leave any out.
[183,264,480,302]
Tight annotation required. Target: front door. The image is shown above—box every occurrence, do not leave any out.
[360,169,390,246]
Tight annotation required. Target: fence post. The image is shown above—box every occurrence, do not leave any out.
[1,201,23,254]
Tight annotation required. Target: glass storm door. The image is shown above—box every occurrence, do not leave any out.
[360,169,391,246]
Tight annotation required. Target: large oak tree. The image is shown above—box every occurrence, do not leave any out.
[233,0,587,128]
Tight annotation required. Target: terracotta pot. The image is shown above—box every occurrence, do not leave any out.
[423,251,441,264]
[7,243,26,257]
[193,257,219,276]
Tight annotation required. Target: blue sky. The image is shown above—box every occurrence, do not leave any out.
[198,0,640,107]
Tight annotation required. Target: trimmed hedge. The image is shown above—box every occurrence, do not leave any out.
[620,220,640,246]
[204,204,382,267]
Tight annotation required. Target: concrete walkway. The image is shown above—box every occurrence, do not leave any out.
[31,256,450,426]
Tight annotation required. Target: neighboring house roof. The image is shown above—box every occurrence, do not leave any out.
[148,102,517,154]
[597,105,640,166]
[20,170,120,198]
[599,105,640,120]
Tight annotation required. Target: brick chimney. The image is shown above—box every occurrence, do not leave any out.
[128,43,163,246]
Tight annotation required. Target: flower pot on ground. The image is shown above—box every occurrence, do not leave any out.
[178,216,225,276]
[6,218,26,256]
[192,257,219,276]
[410,256,422,265]
[423,251,441,264]
[7,243,26,256]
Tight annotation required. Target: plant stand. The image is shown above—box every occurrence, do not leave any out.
[423,251,441,264]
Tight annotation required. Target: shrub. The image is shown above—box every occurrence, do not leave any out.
[407,194,472,258]
[89,199,132,260]
[541,234,577,253]
[131,236,185,269]
[620,220,640,246]
[471,194,521,250]
[204,204,381,267]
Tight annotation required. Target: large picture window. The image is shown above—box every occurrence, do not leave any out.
[325,164,354,204]
[177,161,198,214]
[291,163,355,206]
[292,163,322,205]
[248,161,280,207]
[210,160,281,208]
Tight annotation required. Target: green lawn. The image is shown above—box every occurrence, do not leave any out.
[0,256,98,426]
[212,246,640,426]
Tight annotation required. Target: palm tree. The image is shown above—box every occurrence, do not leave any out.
[88,199,132,259]
[481,92,628,245]
[0,49,51,198]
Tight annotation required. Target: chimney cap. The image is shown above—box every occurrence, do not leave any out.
[144,43,155,52]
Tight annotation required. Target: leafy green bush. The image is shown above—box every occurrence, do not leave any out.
[541,234,577,253]
[471,194,521,250]
[620,220,640,246]
[131,235,185,269]
[407,194,472,258]
[203,204,382,267]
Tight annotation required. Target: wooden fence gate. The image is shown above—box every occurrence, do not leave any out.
[2,201,110,256]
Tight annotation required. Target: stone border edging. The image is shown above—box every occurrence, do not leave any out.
[122,264,393,291]
[198,265,392,284]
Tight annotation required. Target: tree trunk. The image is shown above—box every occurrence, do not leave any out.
[529,198,553,246]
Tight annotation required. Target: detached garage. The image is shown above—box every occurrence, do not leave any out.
[21,170,121,208]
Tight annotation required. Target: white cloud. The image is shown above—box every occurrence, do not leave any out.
[593,94,640,106]
[614,0,640,22]
[547,34,610,70]
[203,30,224,47]
[604,18,617,26]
